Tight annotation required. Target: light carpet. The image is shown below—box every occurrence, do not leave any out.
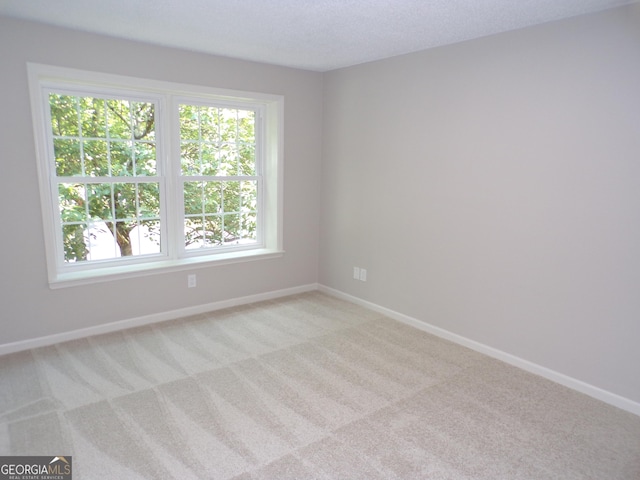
[1,291,639,479]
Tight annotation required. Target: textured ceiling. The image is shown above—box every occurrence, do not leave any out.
[1,0,637,71]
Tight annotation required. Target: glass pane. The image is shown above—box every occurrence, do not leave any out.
[106,99,132,139]
[184,217,203,250]
[132,220,161,255]
[181,143,199,176]
[200,144,219,176]
[179,104,199,140]
[49,94,79,136]
[203,181,221,214]
[238,144,256,176]
[240,181,257,212]
[138,183,160,218]
[80,97,106,138]
[62,223,88,262]
[237,110,255,143]
[219,108,238,142]
[134,142,156,176]
[113,183,137,220]
[183,182,203,215]
[114,220,134,256]
[223,213,241,243]
[178,104,255,179]
[110,140,133,176]
[204,215,222,246]
[218,143,237,176]
[58,183,87,223]
[132,102,155,141]
[87,183,114,221]
[199,106,220,142]
[86,221,119,260]
[83,140,109,176]
[54,139,82,176]
[242,210,258,241]
[222,181,241,213]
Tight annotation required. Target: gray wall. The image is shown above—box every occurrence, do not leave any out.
[0,17,323,344]
[320,4,640,404]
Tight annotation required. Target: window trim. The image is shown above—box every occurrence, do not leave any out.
[28,63,284,288]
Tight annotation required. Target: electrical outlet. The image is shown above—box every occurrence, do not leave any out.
[353,266,367,281]
[188,274,197,288]
[353,266,360,279]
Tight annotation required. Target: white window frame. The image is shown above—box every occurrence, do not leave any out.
[28,64,284,288]
[173,96,265,258]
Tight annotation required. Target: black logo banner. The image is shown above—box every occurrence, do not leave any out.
[0,456,72,480]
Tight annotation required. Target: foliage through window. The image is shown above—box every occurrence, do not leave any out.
[51,94,161,262]
[29,65,283,285]
[179,104,258,250]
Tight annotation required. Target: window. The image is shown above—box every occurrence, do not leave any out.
[50,94,161,263]
[178,103,259,251]
[28,64,283,287]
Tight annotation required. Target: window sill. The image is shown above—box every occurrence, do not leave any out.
[49,248,285,289]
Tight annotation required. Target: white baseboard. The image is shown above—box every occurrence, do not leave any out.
[318,284,640,417]
[0,283,318,356]
[4,281,638,417]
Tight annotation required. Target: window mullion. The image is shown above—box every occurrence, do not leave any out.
[164,96,182,261]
